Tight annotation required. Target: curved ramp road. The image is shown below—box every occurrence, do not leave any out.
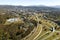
[22,24,42,40]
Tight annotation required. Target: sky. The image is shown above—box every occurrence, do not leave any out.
[0,0,60,6]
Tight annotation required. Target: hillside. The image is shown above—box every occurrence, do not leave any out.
[0,5,60,40]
